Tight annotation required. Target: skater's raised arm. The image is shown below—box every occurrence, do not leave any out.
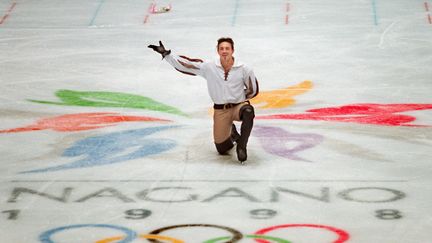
[148,41,204,76]
[148,41,171,58]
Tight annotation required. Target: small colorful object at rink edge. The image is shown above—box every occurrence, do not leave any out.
[151,4,172,14]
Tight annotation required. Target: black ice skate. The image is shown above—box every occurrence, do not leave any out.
[236,144,247,164]
[235,104,255,164]
[230,124,240,143]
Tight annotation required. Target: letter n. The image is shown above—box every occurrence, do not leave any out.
[7,187,73,203]
[202,187,260,202]
[274,187,330,202]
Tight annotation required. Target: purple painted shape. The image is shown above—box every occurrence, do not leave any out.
[253,126,324,162]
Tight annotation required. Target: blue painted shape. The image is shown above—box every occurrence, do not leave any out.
[89,0,106,26]
[21,126,178,173]
[39,224,136,243]
[231,0,240,26]
[371,0,378,25]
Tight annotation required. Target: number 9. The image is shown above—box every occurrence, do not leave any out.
[125,209,152,219]
[250,209,277,219]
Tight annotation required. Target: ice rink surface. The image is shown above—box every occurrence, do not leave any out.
[1,0,432,242]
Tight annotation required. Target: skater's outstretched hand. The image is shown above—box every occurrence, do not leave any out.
[148,41,171,58]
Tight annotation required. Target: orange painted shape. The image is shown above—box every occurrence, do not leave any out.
[0,112,170,133]
[251,80,313,109]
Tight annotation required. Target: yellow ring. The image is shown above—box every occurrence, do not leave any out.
[95,234,184,243]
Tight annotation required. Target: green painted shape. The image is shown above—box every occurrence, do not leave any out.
[203,234,292,243]
[28,90,187,116]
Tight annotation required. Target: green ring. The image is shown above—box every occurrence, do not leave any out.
[203,234,292,243]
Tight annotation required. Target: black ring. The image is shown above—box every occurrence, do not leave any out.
[147,224,243,243]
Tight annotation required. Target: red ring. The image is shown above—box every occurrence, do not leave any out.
[254,224,350,243]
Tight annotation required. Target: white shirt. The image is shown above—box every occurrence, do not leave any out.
[164,53,259,104]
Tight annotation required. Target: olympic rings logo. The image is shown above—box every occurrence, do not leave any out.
[39,223,350,243]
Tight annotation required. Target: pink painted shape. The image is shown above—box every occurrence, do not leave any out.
[144,3,155,23]
[257,104,432,126]
[0,112,170,133]
[254,224,350,243]
[0,2,17,25]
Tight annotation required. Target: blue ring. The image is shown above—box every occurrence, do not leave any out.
[39,224,137,243]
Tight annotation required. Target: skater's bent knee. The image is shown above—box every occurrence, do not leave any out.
[240,105,255,120]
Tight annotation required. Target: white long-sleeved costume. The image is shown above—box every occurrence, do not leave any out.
[164,53,259,105]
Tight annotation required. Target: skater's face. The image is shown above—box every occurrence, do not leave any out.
[217,41,234,60]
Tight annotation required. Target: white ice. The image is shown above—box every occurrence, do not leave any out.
[0,0,431,242]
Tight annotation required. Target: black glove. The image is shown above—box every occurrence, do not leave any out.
[148,41,171,58]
